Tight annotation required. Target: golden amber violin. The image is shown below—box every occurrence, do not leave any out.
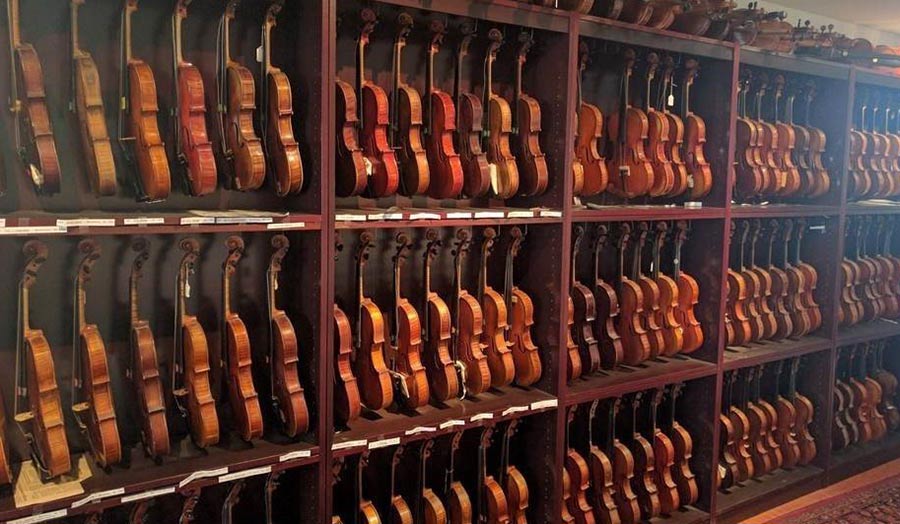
[447,431,474,524]
[576,43,609,197]
[485,29,520,199]
[514,31,548,197]
[390,446,414,524]
[643,54,675,197]
[355,232,393,410]
[507,227,542,387]
[681,60,712,199]
[666,384,698,507]
[356,452,383,524]
[633,222,666,360]
[393,13,430,196]
[584,400,619,524]
[453,230,491,396]
[616,223,651,366]
[419,440,448,524]
[422,230,459,402]
[607,49,653,199]
[480,228,515,388]
[501,420,529,524]
[481,427,512,524]
[652,222,683,356]
[388,233,430,409]
[336,74,368,196]
[334,302,362,425]
[608,398,640,524]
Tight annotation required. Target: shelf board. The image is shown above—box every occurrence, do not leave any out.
[0,440,318,522]
[836,319,900,346]
[331,387,557,458]
[0,212,321,236]
[723,335,833,371]
[578,14,734,61]
[715,466,824,524]
[739,47,850,80]
[334,207,562,229]
[829,432,900,483]
[853,66,900,89]
[571,205,725,222]
[652,505,710,524]
[366,0,571,33]
[564,356,717,407]
[730,203,840,218]
[845,200,900,215]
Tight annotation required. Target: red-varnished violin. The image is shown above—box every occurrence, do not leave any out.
[425,20,464,199]
[514,31,548,197]
[455,23,491,198]
[393,13,430,196]
[453,230,491,396]
[388,234,430,408]
[480,229,515,388]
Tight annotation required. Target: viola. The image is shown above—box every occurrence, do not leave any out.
[219,1,266,190]
[334,304,362,425]
[479,229,515,387]
[447,432,474,524]
[507,227,542,387]
[672,221,702,354]
[221,237,264,441]
[607,49,653,199]
[771,361,801,469]
[616,223,651,366]
[648,390,678,516]
[872,218,899,318]
[453,230,491,396]
[660,57,690,197]
[666,384,698,506]
[861,218,887,322]
[173,238,219,447]
[69,240,122,467]
[592,225,625,369]
[607,399,640,524]
[392,13,430,196]
[564,408,596,524]
[832,364,854,451]
[585,400,619,524]
[173,0,216,196]
[354,232,393,410]
[71,0,116,195]
[419,440,448,524]
[771,75,801,196]
[501,421,529,524]
[749,220,777,342]
[336,77,368,196]
[643,54,675,197]
[573,226,602,375]
[127,239,169,459]
[120,0,171,201]
[766,220,794,340]
[737,221,765,343]
[726,223,752,346]
[681,60,712,199]
[262,2,303,196]
[455,23,491,198]
[357,452,383,524]
[485,29,520,199]
[358,9,399,197]
[788,358,817,465]
[425,20,463,199]
[652,222,683,355]
[633,223,666,359]
[8,0,61,194]
[422,230,460,402]
[390,446,414,524]
[268,235,309,437]
[14,241,70,478]
[388,233,430,408]
[576,43,609,197]
[514,31,549,197]
[480,427,511,524]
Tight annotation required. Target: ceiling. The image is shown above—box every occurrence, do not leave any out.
[769,0,900,33]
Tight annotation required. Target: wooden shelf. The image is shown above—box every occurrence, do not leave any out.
[362,0,571,33]
[650,505,711,524]
[565,357,717,406]
[836,319,900,346]
[845,200,900,215]
[853,66,900,89]
[331,387,557,458]
[715,466,824,524]
[730,203,840,218]
[723,335,833,370]
[334,207,562,230]
[571,205,725,222]
[829,432,900,483]
[738,46,851,80]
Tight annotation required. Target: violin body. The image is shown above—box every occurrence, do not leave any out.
[271,309,309,437]
[717,413,739,489]
[391,495,414,524]
[793,391,817,465]
[684,113,713,198]
[426,90,464,199]
[24,330,71,478]
[647,107,675,197]
[357,299,393,410]
[394,299,430,409]
[266,68,303,196]
[78,325,122,466]
[449,479,473,524]
[653,430,679,516]
[131,320,170,457]
[225,63,266,190]
[577,102,609,196]
[510,287,542,387]
[516,92,549,197]
[587,445,619,524]
[359,500,382,524]
[182,316,219,447]
[397,84,430,196]
[482,287,515,388]
[362,81,401,197]
[573,281,602,375]
[458,92,491,198]
[607,106,653,198]
[336,79,368,197]
[726,269,752,346]
[727,403,754,482]
[565,449,597,524]
[425,291,459,402]
[488,94,520,199]
[567,298,584,382]
[670,421,698,506]
[13,41,61,193]
[664,110,690,197]
[423,487,448,524]
[177,63,217,195]
[458,291,491,395]
[73,50,116,195]
[128,60,171,200]
[506,466,530,524]
[619,277,651,366]
[675,271,702,354]
[611,440,641,524]
[334,306,361,424]
[774,395,801,469]
[745,398,773,476]
[484,475,512,524]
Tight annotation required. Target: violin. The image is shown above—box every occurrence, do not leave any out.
[453,230,491,396]
[564,407,596,524]
[838,221,863,327]
[616,223,651,366]
[14,241,70,478]
[455,23,491,198]
[120,0,171,201]
[71,0,116,196]
[268,235,309,437]
[419,440,448,524]
[8,0,61,194]
[607,398,640,524]
[734,75,767,199]
[592,225,624,369]
[262,1,303,196]
[425,20,464,199]
[514,31,549,197]
[666,384,698,506]
[725,370,753,483]
[388,234,430,408]
[479,229,515,388]
[507,227,542,387]
[485,29,520,199]
[354,232,393,410]
[390,445,414,524]
[585,400,619,524]
[788,358,817,465]
[643,54,675,197]
[749,220,777,342]
[358,9,399,197]
[334,303,361,424]
[219,1,265,191]
[501,420,529,524]
[848,99,872,200]
[785,85,814,197]
[336,76,368,196]
[173,0,217,196]
[627,393,660,521]
[607,49,652,199]
[802,82,830,197]
[70,240,122,468]
[737,221,765,344]
[652,222,683,355]
[566,296,583,383]
[576,43,609,197]
[765,221,794,340]
[832,357,854,451]
[743,368,773,477]
[717,374,740,490]
[660,57,690,197]
[726,223,752,347]
[681,60,713,199]
[835,350,860,447]
[446,431,474,524]
[752,75,784,197]
[754,366,784,470]
[172,238,219,448]
[863,346,888,441]
[357,452,383,524]
[480,427,511,524]
[647,390,678,516]
[265,470,283,524]
[780,220,811,338]
[392,13,430,196]
[221,480,245,524]
[846,349,873,443]
[127,238,170,458]
[634,223,665,359]
[793,219,822,333]
[671,221,702,354]
[572,226,602,375]
[562,470,577,524]
[873,343,900,432]
[771,361,801,469]
[422,230,459,402]
[771,76,801,196]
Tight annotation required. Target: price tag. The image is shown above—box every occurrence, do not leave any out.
[539,210,563,218]
[530,399,558,411]
[405,426,436,436]
[71,487,125,508]
[368,437,401,450]
[332,439,368,451]
[473,210,504,219]
[409,212,441,220]
[683,201,703,209]
[0,218,7,227]
[180,217,217,226]
[470,413,494,422]
[279,449,312,462]
[366,213,386,221]
[178,467,229,488]
[9,509,68,524]
[218,465,272,483]
[255,45,264,63]
[56,218,116,228]
[384,212,404,220]
[502,406,529,417]
[124,217,166,226]
[506,210,534,219]
[335,214,366,222]
[0,225,67,235]
[446,211,473,219]
[267,222,307,230]
[120,486,176,504]
[216,216,273,225]
[440,419,465,430]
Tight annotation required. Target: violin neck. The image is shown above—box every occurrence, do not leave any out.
[479,244,489,301]
[357,35,366,127]
[75,275,87,331]
[174,5,186,66]
[392,37,404,141]
[505,245,514,305]
[263,13,275,74]
[484,48,495,117]
[223,265,234,318]
[8,0,20,47]
[649,399,659,435]
[426,43,436,128]
[223,10,234,66]
[130,268,141,327]
[124,2,135,64]
[673,238,683,280]
[682,78,691,117]
[607,402,618,453]
[71,0,83,58]
[632,233,644,280]
[267,266,278,320]
[652,235,662,281]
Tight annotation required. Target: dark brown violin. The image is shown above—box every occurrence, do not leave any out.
[607,49,653,199]
[422,230,459,402]
[673,221,703,354]
[727,370,753,483]
[576,43,609,197]
[772,361,801,469]
[743,367,772,477]
[648,390,678,516]
[785,84,814,197]
[749,220,777,342]
[681,60,712,199]
[453,230,491,396]
[480,228,515,388]
[726,223,752,346]
[480,427,511,524]
[357,452,382,524]
[781,220,811,338]
[593,225,625,369]
[573,226,602,375]
[336,73,368,196]
[425,20,464,199]
[735,74,766,199]
[754,366,783,471]
[873,343,900,432]
[455,23,491,198]
[771,75,801,196]
[564,407,596,524]
[717,373,739,490]
[514,31,548,197]
[652,222,683,355]
[793,219,822,333]
[507,227,542,387]
[268,235,309,437]
[393,13,430,196]
[485,29,520,199]
[447,431,474,524]
[802,82,830,198]
[666,384,698,506]
[388,234,430,408]
[753,75,784,197]
[616,223,651,366]
[737,221,765,344]
[355,232,393,410]
[766,220,794,340]
[628,393,660,521]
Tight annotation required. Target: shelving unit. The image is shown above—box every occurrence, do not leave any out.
[0,1,899,523]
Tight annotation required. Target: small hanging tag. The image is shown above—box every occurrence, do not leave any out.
[256,45,264,63]
[686,174,695,188]
[364,157,374,177]
[489,163,500,195]
[274,279,278,291]
[668,94,675,107]
[619,165,630,178]
[185,280,191,298]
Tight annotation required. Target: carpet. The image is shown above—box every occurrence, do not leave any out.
[767,471,900,524]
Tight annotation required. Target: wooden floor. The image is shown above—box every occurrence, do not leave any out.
[743,457,900,524]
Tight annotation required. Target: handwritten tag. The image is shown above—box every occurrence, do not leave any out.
[0,225,66,235]
[219,465,272,483]
[332,439,368,451]
[539,210,563,218]
[368,437,401,450]
[440,419,465,429]
[530,399,558,411]
[506,210,534,219]
[409,212,441,220]
[9,509,68,524]
[405,426,436,436]
[470,413,494,422]
[124,217,165,226]
[473,210,504,219]
[71,487,125,508]
[446,211,473,219]
[120,486,176,504]
[180,216,216,225]
[502,406,529,417]
[335,214,366,222]
[57,218,116,228]
[279,449,312,462]
[178,467,229,488]
[267,222,307,230]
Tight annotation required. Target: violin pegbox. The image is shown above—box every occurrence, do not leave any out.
[22,239,49,288]
[357,230,375,263]
[270,234,290,273]
[77,238,102,282]
[224,235,245,274]
[393,232,413,267]
[509,226,525,258]
[424,228,442,262]
[452,228,472,258]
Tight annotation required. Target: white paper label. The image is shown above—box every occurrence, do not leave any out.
[9,509,68,524]
[255,45,264,63]
[474,210,504,219]
[0,218,7,227]
[178,467,229,488]
[502,406,529,417]
[335,214,366,222]
[216,216,273,224]
[405,426,436,436]
[470,413,494,422]
[180,217,217,225]
[506,210,535,219]
[0,225,67,235]
[332,439,368,451]
[56,218,116,228]
[218,465,272,483]
[530,399,559,411]
[120,486,176,504]
[368,437,401,450]
[440,419,465,429]
[446,212,473,219]
[267,222,307,230]
[384,213,404,220]
[366,213,386,221]
[409,212,441,220]
[70,487,125,508]
[124,217,166,226]
[683,201,703,209]
[279,449,312,462]
[539,210,563,218]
